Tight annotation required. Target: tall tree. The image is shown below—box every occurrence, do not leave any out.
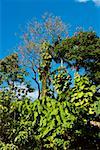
[0,53,34,99]
[0,35,100,150]
[0,54,35,150]
[18,13,69,98]
[53,31,100,86]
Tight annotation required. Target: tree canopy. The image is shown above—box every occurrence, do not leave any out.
[54,31,100,85]
[0,14,100,150]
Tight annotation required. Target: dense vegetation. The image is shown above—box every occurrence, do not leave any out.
[0,14,100,149]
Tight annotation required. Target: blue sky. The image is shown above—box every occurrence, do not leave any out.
[0,0,100,58]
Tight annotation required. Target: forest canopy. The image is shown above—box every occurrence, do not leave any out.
[0,14,100,150]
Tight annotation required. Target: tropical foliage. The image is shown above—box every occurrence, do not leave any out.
[0,14,100,149]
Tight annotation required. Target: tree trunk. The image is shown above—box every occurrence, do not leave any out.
[41,73,48,97]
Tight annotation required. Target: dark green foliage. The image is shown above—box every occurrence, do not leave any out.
[0,53,24,85]
[0,56,100,149]
[0,30,100,149]
[0,54,36,150]
[54,31,100,85]
[0,90,39,150]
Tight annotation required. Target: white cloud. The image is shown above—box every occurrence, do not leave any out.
[14,83,38,100]
[76,0,89,2]
[76,0,100,6]
[93,0,100,6]
[27,90,38,100]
